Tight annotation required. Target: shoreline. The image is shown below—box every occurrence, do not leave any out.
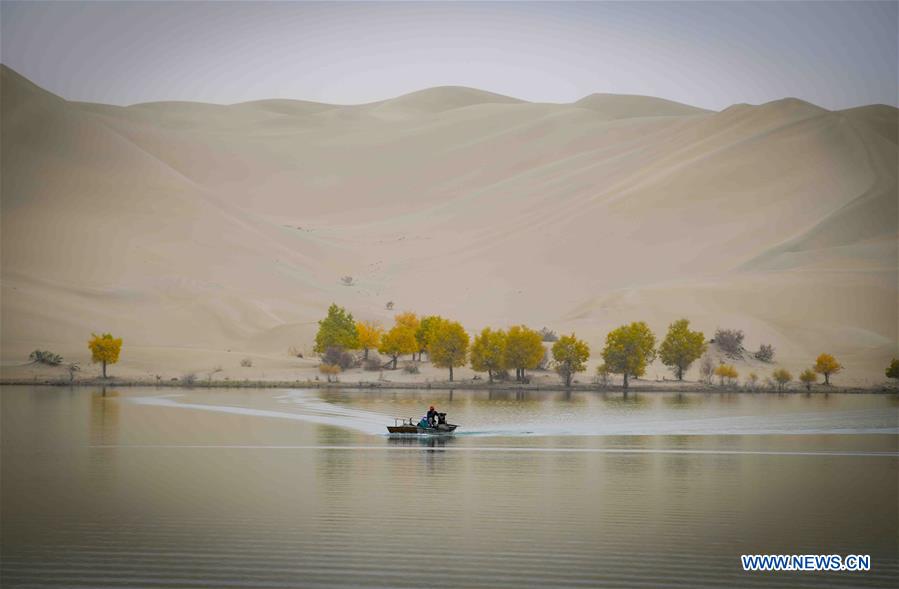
[2,377,895,394]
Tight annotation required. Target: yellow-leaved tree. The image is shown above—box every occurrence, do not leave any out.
[319,363,340,383]
[394,312,421,359]
[470,327,507,383]
[415,315,444,361]
[772,368,792,391]
[355,320,383,360]
[658,319,706,381]
[504,325,544,382]
[88,333,122,378]
[551,333,590,387]
[601,322,656,389]
[378,322,418,369]
[430,319,469,382]
[799,368,817,391]
[813,353,842,385]
[746,372,759,390]
[714,363,738,386]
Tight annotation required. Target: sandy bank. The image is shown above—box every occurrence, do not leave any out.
[3,375,895,394]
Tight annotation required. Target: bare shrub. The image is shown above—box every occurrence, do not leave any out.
[699,352,715,384]
[536,347,551,371]
[755,344,775,363]
[595,364,612,388]
[363,357,383,371]
[714,328,745,357]
[323,346,355,370]
[402,361,420,374]
[385,301,395,310]
[240,357,253,368]
[341,276,355,286]
[539,327,559,342]
[207,366,223,382]
[182,373,197,386]
[67,363,81,382]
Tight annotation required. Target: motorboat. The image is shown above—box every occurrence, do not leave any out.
[387,412,458,435]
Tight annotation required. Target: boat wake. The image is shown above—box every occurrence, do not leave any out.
[132,391,394,435]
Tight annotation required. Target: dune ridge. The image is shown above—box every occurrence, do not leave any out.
[1,65,896,384]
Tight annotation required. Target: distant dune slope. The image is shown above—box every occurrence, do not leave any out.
[1,65,896,383]
[573,93,710,118]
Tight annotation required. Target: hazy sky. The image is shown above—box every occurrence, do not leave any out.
[2,1,896,109]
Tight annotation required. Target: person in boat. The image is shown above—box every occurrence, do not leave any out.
[426,405,438,427]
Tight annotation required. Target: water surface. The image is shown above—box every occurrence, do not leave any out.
[2,386,897,588]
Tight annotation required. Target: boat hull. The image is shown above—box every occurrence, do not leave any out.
[386,424,457,435]
[386,425,419,434]
[418,424,457,435]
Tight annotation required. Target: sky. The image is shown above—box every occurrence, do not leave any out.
[1,1,896,110]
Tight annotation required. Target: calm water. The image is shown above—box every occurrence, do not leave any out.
[2,386,898,588]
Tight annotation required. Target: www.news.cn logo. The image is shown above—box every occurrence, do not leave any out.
[742,554,871,572]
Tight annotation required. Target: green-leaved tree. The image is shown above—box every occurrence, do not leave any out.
[314,304,359,354]
[887,358,899,381]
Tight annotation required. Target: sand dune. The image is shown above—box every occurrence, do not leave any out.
[573,93,709,118]
[366,86,522,119]
[1,65,896,384]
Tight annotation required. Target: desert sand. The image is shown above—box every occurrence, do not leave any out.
[1,65,896,386]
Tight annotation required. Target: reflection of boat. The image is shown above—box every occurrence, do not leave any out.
[387,413,458,435]
[387,435,453,448]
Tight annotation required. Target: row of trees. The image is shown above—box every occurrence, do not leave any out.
[316,305,553,382]
[707,355,842,392]
[471,326,546,383]
[757,354,843,391]
[315,305,858,389]
[314,308,698,387]
[315,305,470,380]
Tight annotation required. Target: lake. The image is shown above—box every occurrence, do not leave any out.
[2,386,897,588]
